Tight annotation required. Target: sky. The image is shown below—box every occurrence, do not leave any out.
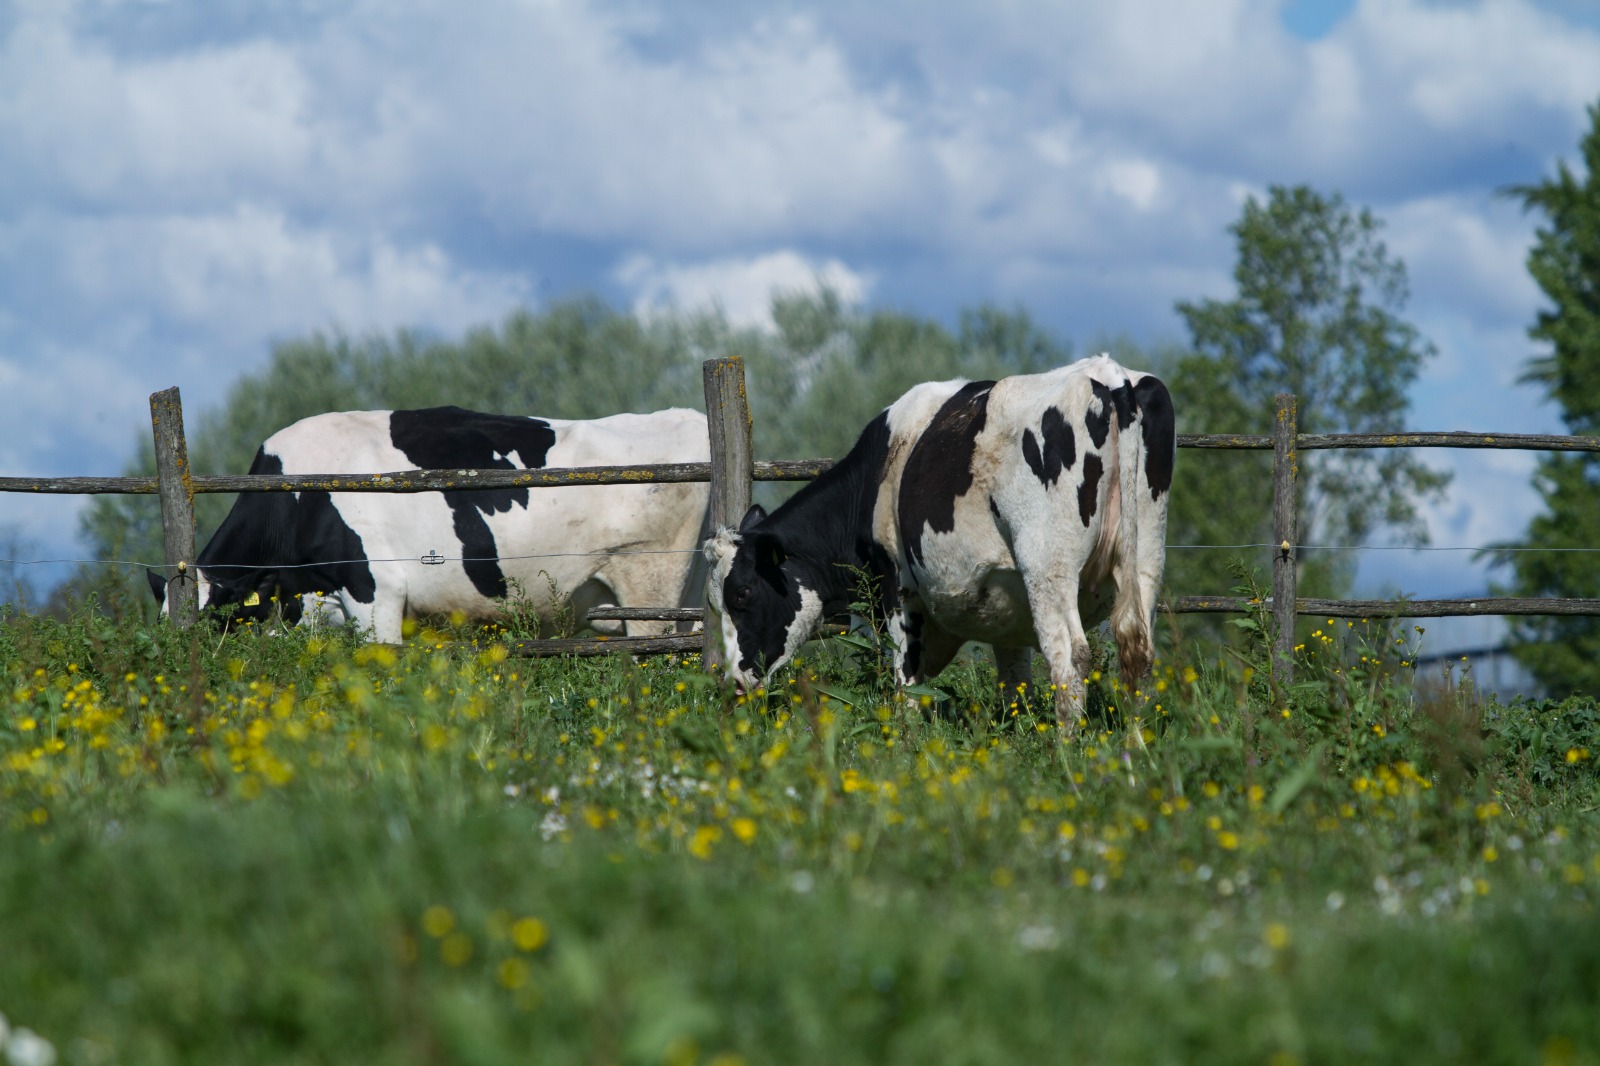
[2,0,1598,604]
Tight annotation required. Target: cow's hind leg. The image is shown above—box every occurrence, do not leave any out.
[1009,546,1095,733]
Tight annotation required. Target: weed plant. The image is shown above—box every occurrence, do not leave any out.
[1,600,1597,1065]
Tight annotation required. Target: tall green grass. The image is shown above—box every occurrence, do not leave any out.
[2,603,1597,1065]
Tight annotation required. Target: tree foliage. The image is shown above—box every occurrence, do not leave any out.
[1166,185,1448,607]
[1492,100,1600,696]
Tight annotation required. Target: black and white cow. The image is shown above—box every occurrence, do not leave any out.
[149,406,710,642]
[704,354,1174,728]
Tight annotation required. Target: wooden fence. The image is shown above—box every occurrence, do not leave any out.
[4,360,1600,685]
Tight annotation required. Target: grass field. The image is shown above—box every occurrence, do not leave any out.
[3,599,1598,1065]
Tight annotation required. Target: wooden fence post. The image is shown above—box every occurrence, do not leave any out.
[702,358,754,674]
[1271,393,1298,685]
[150,387,199,627]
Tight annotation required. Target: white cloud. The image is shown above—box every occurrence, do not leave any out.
[1386,196,1542,327]
[0,11,314,210]
[617,250,873,331]
[2,206,527,343]
[1355,0,1600,127]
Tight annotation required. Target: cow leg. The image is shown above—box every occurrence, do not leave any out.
[341,593,405,644]
[889,599,964,687]
[1006,553,1094,733]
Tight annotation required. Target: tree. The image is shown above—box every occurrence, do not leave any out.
[1167,185,1449,607]
[1490,101,1600,695]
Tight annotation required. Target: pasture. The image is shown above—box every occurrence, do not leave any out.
[2,599,1598,1066]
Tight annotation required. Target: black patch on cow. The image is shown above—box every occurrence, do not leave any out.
[859,538,901,622]
[988,496,1002,522]
[389,407,559,599]
[1077,452,1104,527]
[898,606,926,683]
[189,448,377,627]
[1021,407,1076,487]
[899,381,995,569]
[1086,379,1137,448]
[1133,375,1176,499]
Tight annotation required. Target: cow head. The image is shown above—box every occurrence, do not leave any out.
[146,566,292,629]
[703,505,825,692]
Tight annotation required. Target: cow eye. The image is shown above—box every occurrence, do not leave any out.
[727,584,753,611]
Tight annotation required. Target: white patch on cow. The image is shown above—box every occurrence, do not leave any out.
[702,527,742,582]
[701,526,752,687]
[158,570,215,618]
[778,583,824,678]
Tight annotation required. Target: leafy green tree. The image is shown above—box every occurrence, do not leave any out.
[1167,185,1449,607]
[747,293,1069,466]
[1491,101,1600,695]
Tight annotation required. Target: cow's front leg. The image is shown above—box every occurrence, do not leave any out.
[342,592,405,645]
[888,598,965,688]
[888,602,925,686]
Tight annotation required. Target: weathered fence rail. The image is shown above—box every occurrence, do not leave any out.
[0,459,828,496]
[3,361,1597,683]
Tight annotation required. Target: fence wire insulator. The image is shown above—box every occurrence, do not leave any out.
[420,550,446,566]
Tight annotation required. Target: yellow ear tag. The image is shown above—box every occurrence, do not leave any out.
[243,592,261,607]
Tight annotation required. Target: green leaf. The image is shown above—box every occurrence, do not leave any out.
[1269,743,1327,816]
[812,684,868,709]
[828,633,879,654]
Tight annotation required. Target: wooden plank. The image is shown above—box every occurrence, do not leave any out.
[1178,431,1600,451]
[149,387,199,627]
[0,476,161,494]
[1294,431,1600,451]
[755,459,835,480]
[586,607,703,622]
[1178,434,1273,450]
[194,463,716,493]
[1271,394,1297,685]
[499,634,704,658]
[1169,596,1600,617]
[702,357,754,674]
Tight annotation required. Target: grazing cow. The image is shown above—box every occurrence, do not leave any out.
[704,354,1174,728]
[149,406,710,642]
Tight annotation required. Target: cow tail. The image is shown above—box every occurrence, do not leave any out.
[1110,382,1155,686]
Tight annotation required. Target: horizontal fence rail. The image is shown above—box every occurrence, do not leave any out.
[496,634,703,658]
[1176,431,1600,451]
[0,459,831,496]
[1170,596,1600,618]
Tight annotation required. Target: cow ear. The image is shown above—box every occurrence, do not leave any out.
[738,504,768,532]
[754,532,787,571]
